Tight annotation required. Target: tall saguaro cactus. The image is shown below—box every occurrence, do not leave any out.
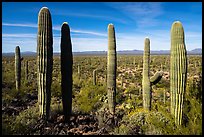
[170,21,187,125]
[37,7,53,120]
[93,69,97,85]
[25,60,28,81]
[107,23,117,115]
[142,38,163,111]
[15,46,21,90]
[142,38,151,111]
[60,22,73,122]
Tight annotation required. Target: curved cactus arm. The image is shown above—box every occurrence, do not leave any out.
[150,71,163,85]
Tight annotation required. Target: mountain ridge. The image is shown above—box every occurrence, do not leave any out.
[2,48,202,56]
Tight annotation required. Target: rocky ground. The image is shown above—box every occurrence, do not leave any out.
[2,92,113,135]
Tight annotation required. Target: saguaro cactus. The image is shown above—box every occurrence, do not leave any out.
[37,7,53,120]
[107,23,117,115]
[78,64,80,77]
[25,60,28,81]
[15,46,21,90]
[170,21,187,125]
[142,38,163,111]
[142,38,151,111]
[60,22,73,122]
[93,69,97,85]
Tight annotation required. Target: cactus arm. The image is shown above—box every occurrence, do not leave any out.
[60,22,73,122]
[150,71,163,85]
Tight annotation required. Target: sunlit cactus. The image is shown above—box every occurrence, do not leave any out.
[142,38,163,111]
[170,21,187,125]
[78,64,80,77]
[37,7,53,120]
[60,22,73,123]
[15,46,21,90]
[107,23,117,115]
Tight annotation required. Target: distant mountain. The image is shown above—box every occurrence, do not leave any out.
[188,48,202,55]
[2,48,202,56]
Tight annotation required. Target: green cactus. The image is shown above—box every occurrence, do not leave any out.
[78,64,80,77]
[93,69,97,85]
[150,71,163,85]
[60,22,73,122]
[107,23,117,115]
[163,90,166,105]
[142,38,163,111]
[170,21,187,125]
[25,60,28,81]
[37,7,53,120]
[121,77,123,87]
[15,46,21,91]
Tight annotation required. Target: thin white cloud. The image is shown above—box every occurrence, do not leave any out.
[3,22,106,37]
[2,22,37,28]
[2,33,37,38]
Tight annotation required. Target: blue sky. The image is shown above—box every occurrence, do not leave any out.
[2,2,202,53]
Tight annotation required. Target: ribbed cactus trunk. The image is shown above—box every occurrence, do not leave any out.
[142,38,163,111]
[15,46,21,91]
[142,38,151,111]
[37,7,53,120]
[60,22,73,123]
[170,21,187,125]
[107,23,117,115]
[93,69,96,85]
[25,60,28,81]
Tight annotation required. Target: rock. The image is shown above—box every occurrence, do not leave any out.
[57,115,64,123]
[59,130,66,135]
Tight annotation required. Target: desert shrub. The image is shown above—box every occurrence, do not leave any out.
[75,83,106,113]
[2,105,39,135]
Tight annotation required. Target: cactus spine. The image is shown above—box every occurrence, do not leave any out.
[170,21,187,125]
[93,69,97,85]
[37,7,53,120]
[142,38,163,111]
[15,46,21,90]
[107,23,117,115]
[60,22,73,122]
